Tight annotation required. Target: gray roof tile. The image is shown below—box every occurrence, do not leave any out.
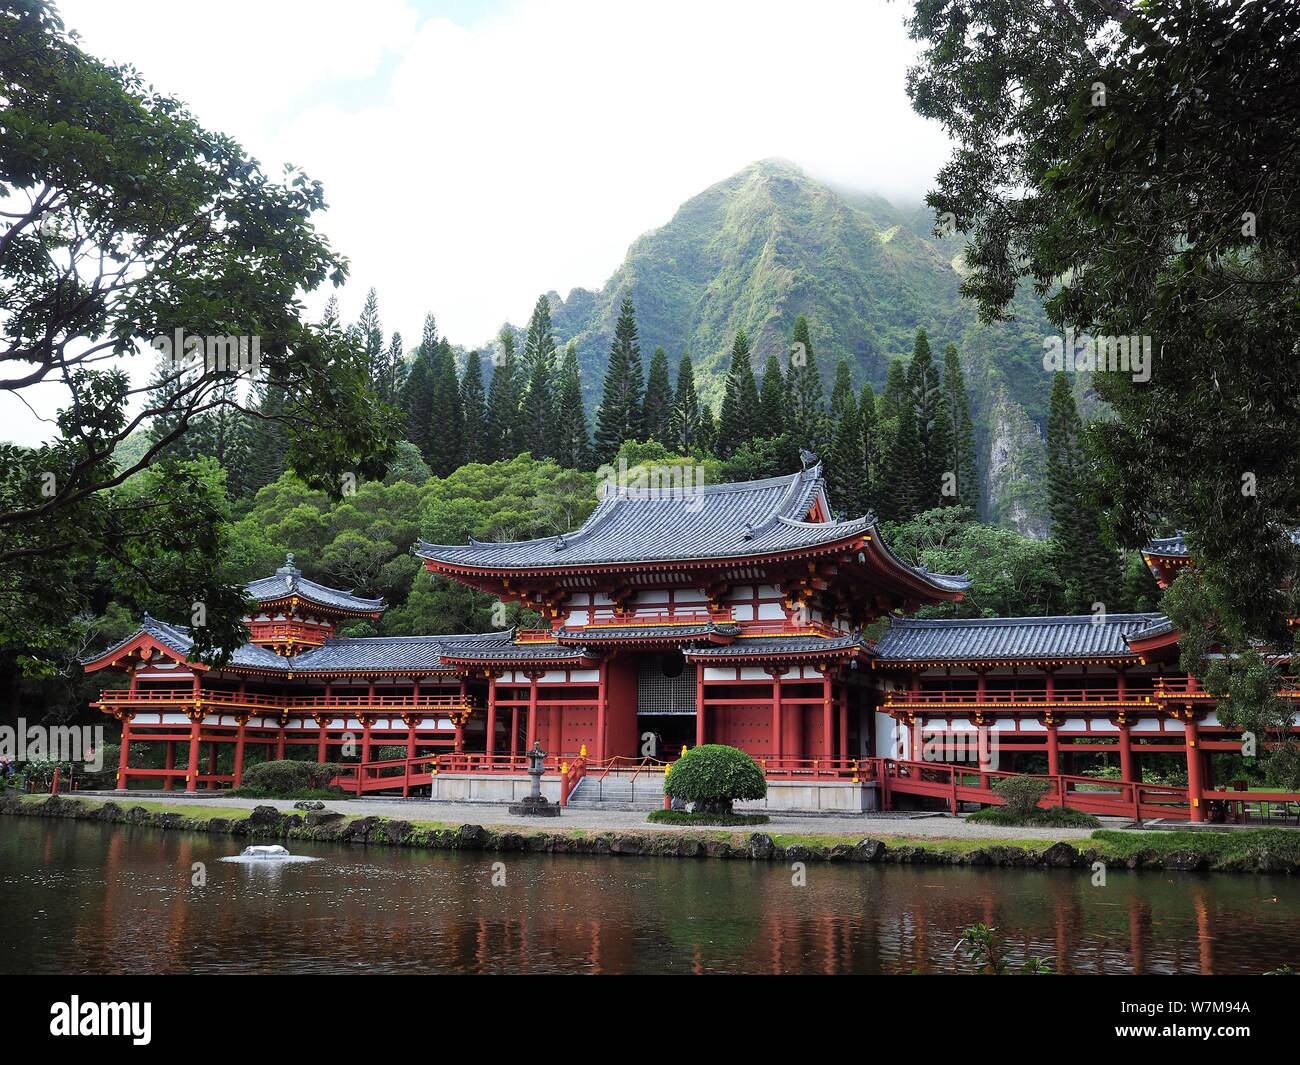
[245,555,385,613]
[685,633,868,659]
[875,613,1167,662]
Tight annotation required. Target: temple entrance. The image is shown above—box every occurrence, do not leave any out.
[637,650,697,760]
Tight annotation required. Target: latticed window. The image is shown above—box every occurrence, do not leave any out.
[637,653,696,716]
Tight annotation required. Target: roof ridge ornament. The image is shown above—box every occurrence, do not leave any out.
[799,448,818,471]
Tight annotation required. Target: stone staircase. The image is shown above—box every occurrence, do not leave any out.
[566,770,666,811]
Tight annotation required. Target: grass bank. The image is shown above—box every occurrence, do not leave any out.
[3,793,1297,874]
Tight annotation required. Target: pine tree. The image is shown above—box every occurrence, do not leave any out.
[520,295,557,458]
[670,352,702,453]
[378,330,406,406]
[827,386,865,517]
[829,358,855,422]
[643,347,673,445]
[460,350,487,464]
[758,354,787,435]
[879,399,923,522]
[427,340,465,477]
[1047,372,1120,612]
[696,405,717,454]
[242,381,290,492]
[593,294,645,463]
[879,358,909,423]
[906,329,955,510]
[943,343,979,511]
[859,382,879,510]
[485,326,522,461]
[400,316,438,461]
[354,288,389,400]
[551,342,590,470]
[787,315,828,456]
[715,330,763,458]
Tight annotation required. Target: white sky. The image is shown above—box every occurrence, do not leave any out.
[7,0,952,445]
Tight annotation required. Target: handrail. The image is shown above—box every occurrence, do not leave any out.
[95,688,477,712]
[884,686,1154,707]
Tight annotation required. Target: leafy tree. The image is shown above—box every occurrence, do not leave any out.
[943,343,979,511]
[719,434,799,484]
[551,342,590,470]
[663,744,766,814]
[593,294,645,463]
[907,0,1300,644]
[460,351,487,465]
[715,330,761,458]
[643,346,673,444]
[485,326,522,461]
[520,294,557,458]
[0,2,397,667]
[884,506,1061,619]
[758,354,787,435]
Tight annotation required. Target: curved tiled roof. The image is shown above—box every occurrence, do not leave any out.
[685,632,869,659]
[555,623,741,643]
[875,613,1167,663]
[245,555,386,614]
[1142,534,1189,558]
[416,466,969,596]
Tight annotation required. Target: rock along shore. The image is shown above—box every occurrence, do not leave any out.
[4,794,1299,875]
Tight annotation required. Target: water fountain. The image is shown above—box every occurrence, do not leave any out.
[219,844,320,864]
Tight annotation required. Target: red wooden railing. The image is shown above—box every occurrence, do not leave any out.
[94,688,476,713]
[884,685,1155,708]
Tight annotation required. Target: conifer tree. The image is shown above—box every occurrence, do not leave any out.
[354,288,390,400]
[758,354,787,435]
[943,343,979,511]
[787,315,828,455]
[827,386,865,517]
[715,330,761,458]
[906,329,955,510]
[696,405,717,455]
[552,342,590,470]
[1047,372,1119,612]
[879,399,922,522]
[829,358,855,422]
[643,346,673,444]
[859,382,879,511]
[593,294,645,463]
[242,381,290,492]
[426,340,465,477]
[400,316,438,461]
[670,352,702,453]
[460,350,487,464]
[485,326,522,461]
[879,358,908,423]
[520,295,557,458]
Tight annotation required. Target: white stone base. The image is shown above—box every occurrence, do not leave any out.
[428,774,562,804]
[737,780,880,814]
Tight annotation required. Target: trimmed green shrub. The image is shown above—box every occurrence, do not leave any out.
[992,775,1050,816]
[664,744,766,814]
[374,745,409,762]
[969,805,1100,828]
[647,809,769,826]
[238,760,344,797]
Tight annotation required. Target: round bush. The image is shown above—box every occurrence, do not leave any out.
[664,744,766,814]
[992,775,1050,815]
[240,760,343,796]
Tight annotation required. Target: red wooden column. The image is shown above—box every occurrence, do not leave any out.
[360,715,372,764]
[837,684,849,761]
[117,715,132,790]
[1118,719,1134,783]
[234,717,248,787]
[525,673,539,752]
[821,670,833,761]
[1045,716,1060,776]
[1185,714,1205,822]
[769,668,784,762]
[695,663,707,747]
[163,741,175,791]
[909,671,923,761]
[486,673,498,760]
[184,714,201,793]
[316,714,328,763]
[595,662,608,762]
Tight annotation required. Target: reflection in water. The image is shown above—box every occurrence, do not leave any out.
[1,818,1297,975]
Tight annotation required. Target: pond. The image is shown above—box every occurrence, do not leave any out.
[2,818,1296,974]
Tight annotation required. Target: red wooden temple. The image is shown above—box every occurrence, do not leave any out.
[84,468,1300,820]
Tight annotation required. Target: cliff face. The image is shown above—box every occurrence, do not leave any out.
[987,386,1049,539]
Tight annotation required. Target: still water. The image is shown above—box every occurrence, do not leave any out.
[2,818,1296,974]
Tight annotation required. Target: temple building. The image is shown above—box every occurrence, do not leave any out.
[84,469,1300,819]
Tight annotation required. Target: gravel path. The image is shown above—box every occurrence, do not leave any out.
[81,792,1104,840]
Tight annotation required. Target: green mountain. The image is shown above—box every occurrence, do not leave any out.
[515,159,1058,531]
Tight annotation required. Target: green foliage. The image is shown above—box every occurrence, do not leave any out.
[238,760,344,797]
[884,506,1061,618]
[551,342,590,469]
[520,294,557,459]
[908,0,1300,641]
[593,294,645,463]
[715,330,762,458]
[956,923,1053,976]
[968,805,1099,828]
[485,327,522,461]
[663,744,767,814]
[991,776,1050,816]
[643,347,673,445]
[646,809,770,826]
[0,2,399,668]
